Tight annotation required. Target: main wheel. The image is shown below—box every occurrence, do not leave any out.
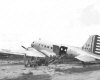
[24,60,30,67]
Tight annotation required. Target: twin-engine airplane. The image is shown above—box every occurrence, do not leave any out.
[20,35,100,66]
[1,35,100,66]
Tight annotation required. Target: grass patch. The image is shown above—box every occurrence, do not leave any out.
[0,72,51,80]
[55,65,100,73]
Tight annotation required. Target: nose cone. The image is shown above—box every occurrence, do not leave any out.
[31,43,34,47]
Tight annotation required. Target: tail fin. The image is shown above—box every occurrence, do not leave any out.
[82,35,100,54]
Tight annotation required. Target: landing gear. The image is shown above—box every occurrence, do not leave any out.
[25,64,28,67]
[24,56,49,67]
[24,59,32,67]
[81,61,86,67]
[23,54,34,67]
[24,54,28,67]
[81,61,91,67]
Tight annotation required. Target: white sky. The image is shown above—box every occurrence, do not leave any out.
[0,0,100,51]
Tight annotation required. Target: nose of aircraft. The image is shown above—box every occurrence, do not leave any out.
[31,42,35,47]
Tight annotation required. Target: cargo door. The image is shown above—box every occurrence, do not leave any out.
[53,45,60,55]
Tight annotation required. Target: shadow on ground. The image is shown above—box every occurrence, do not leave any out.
[55,65,100,73]
[0,72,51,80]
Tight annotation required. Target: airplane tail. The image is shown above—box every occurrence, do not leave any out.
[82,35,100,54]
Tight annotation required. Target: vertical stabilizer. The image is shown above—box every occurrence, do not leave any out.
[82,35,100,55]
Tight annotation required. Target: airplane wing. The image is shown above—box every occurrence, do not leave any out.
[21,46,46,57]
[75,54,95,62]
[0,48,45,58]
[23,49,45,57]
[40,50,56,57]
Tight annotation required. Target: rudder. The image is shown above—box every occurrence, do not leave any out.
[82,35,100,55]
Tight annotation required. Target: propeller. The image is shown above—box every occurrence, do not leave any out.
[21,45,28,50]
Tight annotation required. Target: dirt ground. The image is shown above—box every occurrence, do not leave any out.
[0,61,100,80]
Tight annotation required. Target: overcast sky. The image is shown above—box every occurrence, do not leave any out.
[0,0,100,51]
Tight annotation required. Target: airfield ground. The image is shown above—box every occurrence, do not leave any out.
[0,60,100,80]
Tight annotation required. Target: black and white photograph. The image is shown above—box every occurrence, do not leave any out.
[0,0,100,80]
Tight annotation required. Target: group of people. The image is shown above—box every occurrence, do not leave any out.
[24,57,50,67]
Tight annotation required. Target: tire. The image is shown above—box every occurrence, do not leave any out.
[25,64,28,67]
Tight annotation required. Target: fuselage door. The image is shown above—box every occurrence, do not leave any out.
[59,46,68,56]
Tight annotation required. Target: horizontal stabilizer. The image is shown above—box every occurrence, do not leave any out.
[75,55,95,62]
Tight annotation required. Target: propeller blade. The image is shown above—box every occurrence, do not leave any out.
[21,46,28,50]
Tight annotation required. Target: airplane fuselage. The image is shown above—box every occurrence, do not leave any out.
[29,37,100,64]
[31,40,80,58]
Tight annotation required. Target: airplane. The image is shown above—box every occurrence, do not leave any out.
[1,35,100,67]
[22,35,100,67]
